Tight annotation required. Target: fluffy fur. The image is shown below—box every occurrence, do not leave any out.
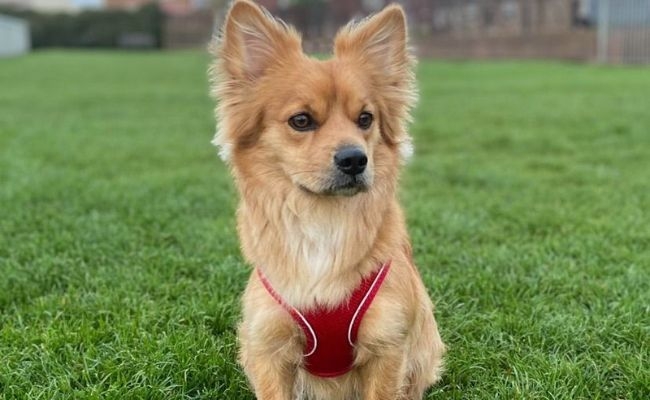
[210,1,445,399]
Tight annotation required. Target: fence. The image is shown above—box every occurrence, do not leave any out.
[598,0,650,63]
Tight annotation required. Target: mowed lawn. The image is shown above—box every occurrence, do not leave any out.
[1,51,648,399]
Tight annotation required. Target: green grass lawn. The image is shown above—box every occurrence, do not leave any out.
[1,51,648,399]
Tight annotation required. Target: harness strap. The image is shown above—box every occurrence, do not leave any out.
[257,261,391,377]
[347,261,391,346]
[257,268,318,356]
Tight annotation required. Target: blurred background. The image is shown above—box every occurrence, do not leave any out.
[1,0,649,63]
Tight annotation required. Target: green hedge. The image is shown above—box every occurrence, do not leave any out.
[0,4,162,49]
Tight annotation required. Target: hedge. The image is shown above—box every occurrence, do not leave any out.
[0,4,162,49]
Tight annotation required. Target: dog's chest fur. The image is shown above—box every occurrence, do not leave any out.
[237,184,388,310]
[286,213,344,281]
[278,206,364,307]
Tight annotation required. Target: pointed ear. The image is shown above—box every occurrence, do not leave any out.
[219,0,301,81]
[335,4,410,78]
[210,1,302,162]
[334,4,416,153]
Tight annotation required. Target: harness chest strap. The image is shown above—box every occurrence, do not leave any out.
[257,261,391,378]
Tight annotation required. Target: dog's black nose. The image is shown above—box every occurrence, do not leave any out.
[334,146,367,176]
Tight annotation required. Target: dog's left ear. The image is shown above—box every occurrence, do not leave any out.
[334,5,416,156]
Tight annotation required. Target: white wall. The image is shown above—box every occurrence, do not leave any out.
[0,15,30,57]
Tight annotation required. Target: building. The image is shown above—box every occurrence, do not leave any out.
[0,0,79,13]
[0,14,30,57]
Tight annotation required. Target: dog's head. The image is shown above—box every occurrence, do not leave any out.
[211,0,416,198]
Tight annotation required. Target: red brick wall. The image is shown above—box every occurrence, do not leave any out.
[416,30,597,61]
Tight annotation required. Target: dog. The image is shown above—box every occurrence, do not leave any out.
[210,1,445,398]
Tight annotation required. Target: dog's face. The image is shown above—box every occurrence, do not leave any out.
[242,57,381,197]
[211,0,415,198]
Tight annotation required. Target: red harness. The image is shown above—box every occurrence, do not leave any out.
[257,261,391,378]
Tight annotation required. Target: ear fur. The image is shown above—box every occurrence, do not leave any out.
[218,0,301,80]
[209,0,302,161]
[335,4,416,156]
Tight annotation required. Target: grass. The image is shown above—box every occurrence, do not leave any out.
[0,51,648,399]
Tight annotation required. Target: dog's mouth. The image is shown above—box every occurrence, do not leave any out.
[298,174,369,197]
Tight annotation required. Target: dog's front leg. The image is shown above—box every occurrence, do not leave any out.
[360,351,408,400]
[239,313,300,400]
[244,356,295,400]
[240,334,297,400]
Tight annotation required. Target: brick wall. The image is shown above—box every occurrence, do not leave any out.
[416,30,597,61]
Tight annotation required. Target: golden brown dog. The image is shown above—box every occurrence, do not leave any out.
[210,1,445,398]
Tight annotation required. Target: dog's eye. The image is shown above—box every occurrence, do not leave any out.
[288,113,316,132]
[358,112,373,130]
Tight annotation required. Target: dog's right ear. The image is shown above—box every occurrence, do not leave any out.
[218,0,301,81]
[210,1,301,162]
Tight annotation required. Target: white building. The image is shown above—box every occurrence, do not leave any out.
[0,14,30,57]
[0,0,79,13]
